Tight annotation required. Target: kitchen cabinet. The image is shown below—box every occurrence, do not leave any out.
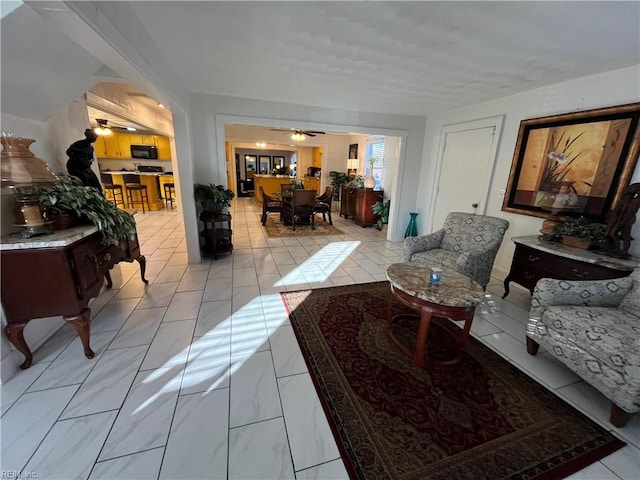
[155,136,171,160]
[304,176,321,194]
[503,236,639,298]
[1,225,148,369]
[94,133,172,160]
[312,147,322,167]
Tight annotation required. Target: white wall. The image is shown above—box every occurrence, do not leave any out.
[187,93,426,250]
[418,65,640,279]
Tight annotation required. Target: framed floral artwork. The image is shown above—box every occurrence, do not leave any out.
[502,102,640,222]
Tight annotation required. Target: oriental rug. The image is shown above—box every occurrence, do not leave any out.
[263,215,344,237]
[281,281,625,480]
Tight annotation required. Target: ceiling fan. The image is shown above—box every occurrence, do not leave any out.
[270,128,326,140]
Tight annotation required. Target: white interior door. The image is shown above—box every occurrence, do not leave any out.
[432,117,503,229]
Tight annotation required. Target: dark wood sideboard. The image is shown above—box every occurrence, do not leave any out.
[503,235,639,298]
[1,226,148,369]
[340,187,383,227]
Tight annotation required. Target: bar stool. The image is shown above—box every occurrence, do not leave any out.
[100,173,125,208]
[164,183,176,209]
[123,174,150,213]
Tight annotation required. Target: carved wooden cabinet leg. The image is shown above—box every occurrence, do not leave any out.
[5,322,33,369]
[135,255,149,284]
[64,307,95,359]
[104,270,113,288]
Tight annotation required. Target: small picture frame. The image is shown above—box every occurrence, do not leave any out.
[349,144,358,160]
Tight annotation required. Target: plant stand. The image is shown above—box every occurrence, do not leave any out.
[200,212,233,260]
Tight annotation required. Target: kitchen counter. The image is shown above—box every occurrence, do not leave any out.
[102,170,171,177]
[254,175,295,206]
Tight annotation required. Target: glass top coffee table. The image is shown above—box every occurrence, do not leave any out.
[386,263,484,368]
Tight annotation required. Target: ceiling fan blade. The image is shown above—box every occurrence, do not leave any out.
[306,133,317,137]
[304,131,325,135]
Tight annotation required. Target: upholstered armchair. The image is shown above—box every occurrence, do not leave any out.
[403,212,509,288]
[526,269,640,427]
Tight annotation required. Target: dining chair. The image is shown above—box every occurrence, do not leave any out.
[284,189,317,231]
[259,186,284,225]
[314,186,334,224]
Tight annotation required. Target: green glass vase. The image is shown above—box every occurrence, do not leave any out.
[404,212,418,238]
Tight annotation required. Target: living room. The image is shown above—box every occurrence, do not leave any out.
[1,2,639,479]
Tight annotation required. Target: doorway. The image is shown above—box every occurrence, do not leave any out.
[430,116,503,230]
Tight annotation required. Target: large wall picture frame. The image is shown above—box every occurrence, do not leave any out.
[502,102,640,222]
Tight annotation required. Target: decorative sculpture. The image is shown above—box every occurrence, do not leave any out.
[66,128,101,192]
[605,183,640,257]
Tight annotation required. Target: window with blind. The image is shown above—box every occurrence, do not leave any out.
[365,139,385,190]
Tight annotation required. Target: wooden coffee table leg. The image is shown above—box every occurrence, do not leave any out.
[414,307,433,369]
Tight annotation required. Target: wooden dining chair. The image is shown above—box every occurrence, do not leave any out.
[259,186,284,225]
[314,186,334,225]
[284,189,317,231]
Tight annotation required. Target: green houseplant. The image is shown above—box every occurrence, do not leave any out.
[551,216,606,249]
[37,176,137,246]
[194,183,235,212]
[371,199,390,230]
[346,175,365,189]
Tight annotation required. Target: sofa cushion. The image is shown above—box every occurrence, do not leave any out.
[409,249,459,271]
[541,306,640,371]
[619,268,640,314]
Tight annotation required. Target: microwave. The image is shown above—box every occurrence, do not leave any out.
[130,145,158,159]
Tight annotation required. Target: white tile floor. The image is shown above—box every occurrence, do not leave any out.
[1,198,639,479]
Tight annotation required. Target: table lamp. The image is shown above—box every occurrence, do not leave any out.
[347,158,359,178]
[1,134,59,237]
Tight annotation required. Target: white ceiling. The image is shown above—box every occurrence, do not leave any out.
[1,1,639,125]
[128,1,640,115]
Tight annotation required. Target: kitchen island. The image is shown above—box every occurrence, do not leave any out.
[102,171,172,211]
[254,175,295,206]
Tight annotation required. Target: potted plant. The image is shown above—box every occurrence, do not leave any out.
[346,175,365,190]
[371,199,390,230]
[270,166,289,176]
[328,171,349,201]
[550,216,606,249]
[194,183,235,214]
[289,179,305,190]
[37,176,137,246]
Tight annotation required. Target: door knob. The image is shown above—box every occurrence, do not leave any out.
[472,203,479,208]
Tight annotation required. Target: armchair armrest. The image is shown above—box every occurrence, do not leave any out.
[403,229,444,261]
[529,276,634,321]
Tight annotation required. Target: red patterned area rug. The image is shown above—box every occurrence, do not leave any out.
[281,282,625,480]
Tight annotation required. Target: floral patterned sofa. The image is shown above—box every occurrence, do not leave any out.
[526,269,640,427]
[402,212,509,288]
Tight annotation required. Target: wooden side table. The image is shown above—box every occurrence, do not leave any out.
[385,263,484,368]
[503,236,639,298]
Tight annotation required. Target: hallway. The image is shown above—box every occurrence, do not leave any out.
[1,198,637,479]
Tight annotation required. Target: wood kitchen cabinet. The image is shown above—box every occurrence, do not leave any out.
[155,136,171,160]
[311,147,323,167]
[1,226,148,369]
[503,235,639,298]
[340,187,383,227]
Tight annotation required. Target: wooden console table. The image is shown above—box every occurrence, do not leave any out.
[340,187,383,227]
[1,226,148,369]
[503,235,639,298]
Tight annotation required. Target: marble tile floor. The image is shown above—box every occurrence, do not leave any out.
[1,198,638,479]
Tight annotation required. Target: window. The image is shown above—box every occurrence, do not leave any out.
[365,139,385,190]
